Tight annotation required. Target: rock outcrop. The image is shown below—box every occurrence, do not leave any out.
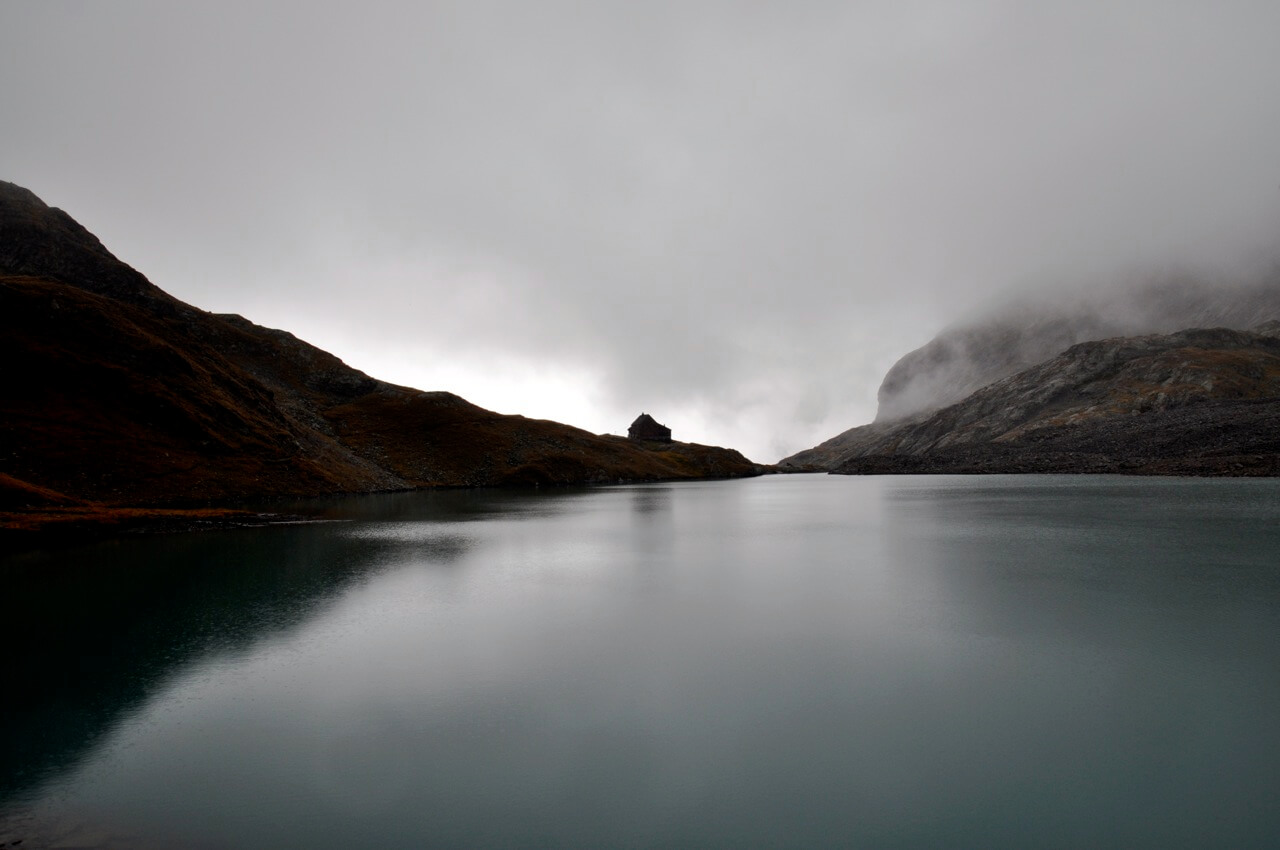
[1,182,759,524]
[784,270,1280,473]
[828,326,1280,476]
[876,275,1280,423]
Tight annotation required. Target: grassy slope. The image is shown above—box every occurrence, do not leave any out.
[2,274,758,533]
[1,179,760,538]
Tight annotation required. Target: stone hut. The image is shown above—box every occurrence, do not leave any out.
[628,413,672,442]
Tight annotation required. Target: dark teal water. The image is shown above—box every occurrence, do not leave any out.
[3,475,1279,848]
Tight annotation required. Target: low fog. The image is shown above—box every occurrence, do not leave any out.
[4,2,1280,461]
[873,264,1280,423]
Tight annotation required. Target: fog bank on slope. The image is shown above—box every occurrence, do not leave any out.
[876,267,1280,422]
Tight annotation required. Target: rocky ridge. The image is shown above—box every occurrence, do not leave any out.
[875,275,1280,423]
[823,326,1280,475]
[1,182,760,530]
[784,269,1280,473]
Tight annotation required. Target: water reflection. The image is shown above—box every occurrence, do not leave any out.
[3,476,1279,848]
[276,486,593,526]
[881,476,1280,642]
[0,493,490,805]
[876,475,1280,848]
[629,485,674,517]
[626,485,674,565]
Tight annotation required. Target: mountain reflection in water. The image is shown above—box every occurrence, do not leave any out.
[2,477,1278,849]
[0,487,559,802]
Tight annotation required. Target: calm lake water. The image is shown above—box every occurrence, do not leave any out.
[3,474,1279,848]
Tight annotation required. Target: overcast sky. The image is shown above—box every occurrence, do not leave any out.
[5,1,1280,461]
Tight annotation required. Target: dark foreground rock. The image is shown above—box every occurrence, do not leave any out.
[1,181,760,534]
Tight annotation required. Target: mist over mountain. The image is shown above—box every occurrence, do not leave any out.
[784,267,1280,474]
[7,3,1280,463]
[876,269,1280,423]
[836,325,1280,476]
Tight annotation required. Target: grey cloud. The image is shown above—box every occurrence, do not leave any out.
[4,1,1279,460]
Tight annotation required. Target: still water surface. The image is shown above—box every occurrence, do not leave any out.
[3,474,1279,848]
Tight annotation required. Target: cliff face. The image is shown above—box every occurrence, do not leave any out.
[829,326,1280,476]
[875,276,1280,423]
[784,271,1280,472]
[1,182,758,515]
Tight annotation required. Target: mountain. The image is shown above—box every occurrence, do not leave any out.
[799,325,1280,476]
[1,182,758,527]
[874,275,1280,423]
[784,270,1280,473]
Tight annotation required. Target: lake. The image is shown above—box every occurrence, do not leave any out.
[3,474,1279,848]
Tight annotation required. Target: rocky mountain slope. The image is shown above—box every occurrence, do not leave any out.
[1,181,758,523]
[807,325,1280,476]
[875,275,1280,423]
[784,269,1280,473]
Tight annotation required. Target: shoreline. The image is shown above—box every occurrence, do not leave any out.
[0,506,322,551]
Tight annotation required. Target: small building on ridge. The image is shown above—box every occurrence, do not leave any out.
[628,413,672,442]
